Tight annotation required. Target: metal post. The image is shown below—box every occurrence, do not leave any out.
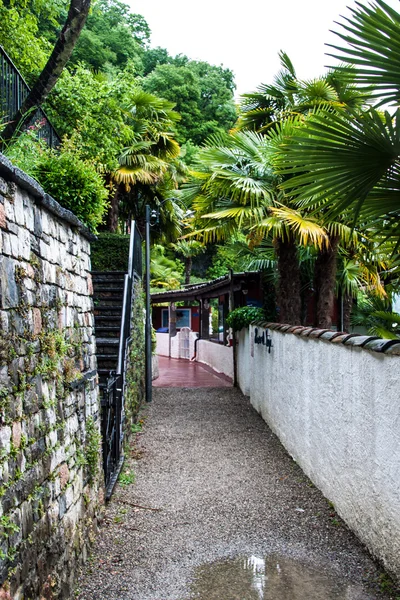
[168,302,172,358]
[145,205,152,403]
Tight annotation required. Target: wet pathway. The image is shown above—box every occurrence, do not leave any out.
[77,387,396,599]
[153,356,232,388]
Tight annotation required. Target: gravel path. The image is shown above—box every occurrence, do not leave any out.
[77,387,398,599]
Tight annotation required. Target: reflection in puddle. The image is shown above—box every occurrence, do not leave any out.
[190,555,374,600]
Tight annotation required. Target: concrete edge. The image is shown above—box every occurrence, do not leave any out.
[249,321,400,356]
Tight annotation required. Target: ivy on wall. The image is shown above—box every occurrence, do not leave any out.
[124,280,145,428]
[91,233,130,272]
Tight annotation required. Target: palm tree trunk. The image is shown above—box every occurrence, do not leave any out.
[275,237,301,325]
[185,257,192,285]
[106,185,120,232]
[314,234,340,329]
[343,293,353,332]
[0,0,91,148]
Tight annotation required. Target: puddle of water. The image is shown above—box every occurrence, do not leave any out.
[189,555,373,600]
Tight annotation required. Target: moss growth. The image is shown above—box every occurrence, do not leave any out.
[85,416,101,482]
[124,281,145,428]
[90,233,130,271]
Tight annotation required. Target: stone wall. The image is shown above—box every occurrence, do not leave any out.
[0,155,103,599]
[237,323,400,579]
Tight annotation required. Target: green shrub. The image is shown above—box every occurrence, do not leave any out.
[91,233,131,271]
[5,132,109,232]
[34,150,109,232]
[226,306,265,332]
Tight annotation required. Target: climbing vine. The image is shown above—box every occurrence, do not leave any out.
[85,417,102,482]
[124,280,145,428]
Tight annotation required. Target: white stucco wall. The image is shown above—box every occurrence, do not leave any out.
[155,331,198,359]
[237,329,251,395]
[196,340,234,379]
[237,325,400,578]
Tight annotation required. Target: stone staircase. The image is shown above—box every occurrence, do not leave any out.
[92,271,126,393]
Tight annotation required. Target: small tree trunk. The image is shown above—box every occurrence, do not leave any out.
[314,234,340,329]
[275,236,301,325]
[184,257,192,285]
[106,186,120,232]
[343,293,353,332]
[0,0,91,147]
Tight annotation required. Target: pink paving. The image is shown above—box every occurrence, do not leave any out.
[153,356,233,388]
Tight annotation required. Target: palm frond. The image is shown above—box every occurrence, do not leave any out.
[276,108,400,220]
[327,0,400,105]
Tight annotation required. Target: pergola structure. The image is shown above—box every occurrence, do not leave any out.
[151,271,262,341]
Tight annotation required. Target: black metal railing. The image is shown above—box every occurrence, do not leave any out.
[101,221,143,499]
[0,45,61,148]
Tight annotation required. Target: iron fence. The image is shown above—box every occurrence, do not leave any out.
[102,221,143,499]
[0,45,61,148]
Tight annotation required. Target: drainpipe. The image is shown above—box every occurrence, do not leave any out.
[191,335,200,361]
[191,296,201,361]
[145,205,152,403]
[229,270,238,387]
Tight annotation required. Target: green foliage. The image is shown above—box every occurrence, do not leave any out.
[91,233,130,271]
[0,0,52,82]
[118,469,135,485]
[0,515,20,535]
[70,0,150,73]
[5,133,109,232]
[150,245,183,290]
[130,422,142,434]
[46,66,139,170]
[124,281,145,426]
[351,293,400,339]
[142,61,236,144]
[33,149,109,232]
[226,306,265,331]
[85,416,101,482]
[4,125,48,172]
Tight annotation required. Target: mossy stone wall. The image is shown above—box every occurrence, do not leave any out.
[0,159,103,599]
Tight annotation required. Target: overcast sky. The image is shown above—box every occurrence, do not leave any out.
[125,0,399,94]
[127,0,397,97]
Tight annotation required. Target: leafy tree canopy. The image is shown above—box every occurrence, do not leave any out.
[0,0,54,81]
[45,65,139,170]
[142,61,237,144]
[70,0,150,72]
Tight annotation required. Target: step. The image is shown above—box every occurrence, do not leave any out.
[97,360,118,370]
[98,368,114,378]
[94,305,123,313]
[92,272,126,282]
[96,337,119,345]
[94,315,122,322]
[94,323,121,331]
[94,326,121,336]
[93,286,125,293]
[93,296,123,305]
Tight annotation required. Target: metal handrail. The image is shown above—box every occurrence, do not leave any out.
[0,45,61,148]
[116,220,142,376]
[102,220,142,499]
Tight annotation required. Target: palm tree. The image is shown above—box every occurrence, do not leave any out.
[170,239,205,284]
[274,0,400,240]
[182,129,333,324]
[106,90,183,233]
[233,56,368,326]
[236,52,366,134]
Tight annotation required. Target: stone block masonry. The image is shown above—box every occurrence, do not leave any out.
[0,154,103,599]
